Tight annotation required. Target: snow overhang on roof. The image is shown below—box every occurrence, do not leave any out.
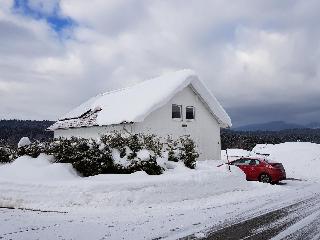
[48,69,232,131]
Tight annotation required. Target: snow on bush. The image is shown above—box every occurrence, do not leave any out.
[47,137,116,177]
[0,139,16,163]
[112,148,130,167]
[166,136,179,162]
[179,135,199,169]
[18,137,31,148]
[0,146,16,164]
[17,140,46,158]
[1,133,200,177]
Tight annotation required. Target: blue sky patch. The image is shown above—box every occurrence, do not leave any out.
[12,0,74,33]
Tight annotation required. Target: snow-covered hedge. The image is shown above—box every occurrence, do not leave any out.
[0,146,16,163]
[5,133,199,177]
[179,135,199,169]
[47,137,116,177]
[0,139,16,163]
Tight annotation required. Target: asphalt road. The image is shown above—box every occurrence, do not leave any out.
[183,193,320,240]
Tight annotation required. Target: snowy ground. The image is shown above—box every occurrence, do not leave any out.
[1,142,320,239]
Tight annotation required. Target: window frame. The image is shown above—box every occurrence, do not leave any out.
[185,106,195,121]
[172,104,183,120]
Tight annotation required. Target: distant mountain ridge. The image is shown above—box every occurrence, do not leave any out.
[233,121,320,131]
[306,122,320,129]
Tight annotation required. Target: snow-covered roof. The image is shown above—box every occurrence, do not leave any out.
[48,69,232,130]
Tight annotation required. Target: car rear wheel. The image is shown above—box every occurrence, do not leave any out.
[259,173,271,183]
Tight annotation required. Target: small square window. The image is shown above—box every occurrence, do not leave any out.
[186,106,195,120]
[172,104,182,119]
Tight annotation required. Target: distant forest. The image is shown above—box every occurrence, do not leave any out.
[1,119,320,150]
[0,120,54,146]
[221,128,320,150]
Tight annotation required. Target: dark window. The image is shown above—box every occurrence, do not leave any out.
[186,106,195,120]
[249,159,260,165]
[172,104,182,119]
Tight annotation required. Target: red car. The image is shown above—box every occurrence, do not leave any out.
[226,157,286,183]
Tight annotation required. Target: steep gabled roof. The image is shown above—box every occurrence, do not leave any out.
[48,69,231,130]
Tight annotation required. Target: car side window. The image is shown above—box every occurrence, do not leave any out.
[232,159,248,166]
[248,159,260,165]
[249,160,255,165]
[244,159,252,165]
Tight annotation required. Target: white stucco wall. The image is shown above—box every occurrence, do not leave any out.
[132,86,221,160]
[54,85,222,160]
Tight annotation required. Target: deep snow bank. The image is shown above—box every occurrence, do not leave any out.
[252,142,320,180]
[0,154,79,182]
[0,156,273,211]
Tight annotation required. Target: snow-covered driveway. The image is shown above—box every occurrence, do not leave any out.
[0,180,319,240]
[191,181,320,240]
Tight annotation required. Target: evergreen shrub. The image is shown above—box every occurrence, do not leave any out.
[179,135,199,169]
[1,133,200,175]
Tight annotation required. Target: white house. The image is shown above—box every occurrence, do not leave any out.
[48,69,232,160]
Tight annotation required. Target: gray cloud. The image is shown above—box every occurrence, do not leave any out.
[1,0,320,127]
[229,97,320,127]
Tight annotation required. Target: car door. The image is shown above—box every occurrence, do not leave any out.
[245,159,260,180]
[248,159,262,180]
[239,159,252,179]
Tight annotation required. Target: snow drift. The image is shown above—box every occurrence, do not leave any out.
[0,155,270,211]
[252,142,320,181]
[0,154,79,182]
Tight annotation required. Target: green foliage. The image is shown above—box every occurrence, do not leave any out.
[1,132,200,175]
[126,134,143,160]
[44,134,164,176]
[100,133,165,174]
[166,136,179,162]
[47,137,114,177]
[0,139,16,163]
[0,147,15,163]
[46,138,78,163]
[142,134,163,158]
[101,133,127,158]
[17,141,44,158]
[129,158,163,175]
[179,135,199,169]
[0,147,10,163]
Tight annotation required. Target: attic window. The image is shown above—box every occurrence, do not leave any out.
[172,104,182,119]
[186,106,195,120]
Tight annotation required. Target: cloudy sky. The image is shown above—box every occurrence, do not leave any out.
[1,0,320,127]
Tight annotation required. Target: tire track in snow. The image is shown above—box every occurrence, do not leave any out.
[194,194,320,240]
